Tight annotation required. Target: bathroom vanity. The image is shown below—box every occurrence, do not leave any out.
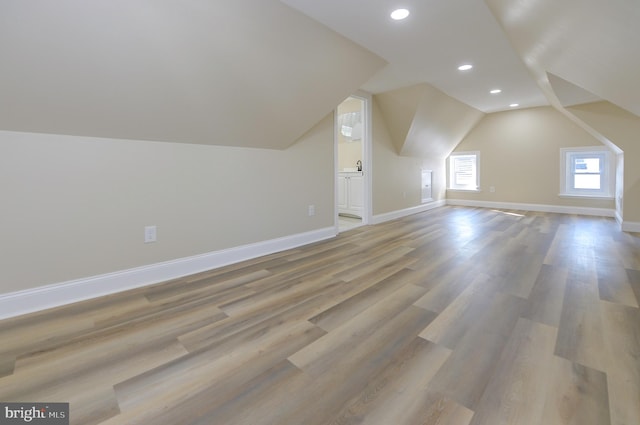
[338,171,363,218]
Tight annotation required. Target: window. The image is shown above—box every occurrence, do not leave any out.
[449,152,479,191]
[338,111,362,141]
[560,147,613,198]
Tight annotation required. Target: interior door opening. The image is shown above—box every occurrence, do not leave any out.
[336,95,369,232]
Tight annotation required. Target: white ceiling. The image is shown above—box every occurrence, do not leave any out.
[280,0,550,113]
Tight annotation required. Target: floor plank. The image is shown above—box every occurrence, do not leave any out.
[597,262,640,308]
[308,264,418,332]
[288,285,432,375]
[540,356,611,425]
[522,264,568,327]
[600,300,640,425]
[418,272,495,349]
[426,291,527,410]
[469,318,558,425]
[324,338,453,425]
[554,266,607,372]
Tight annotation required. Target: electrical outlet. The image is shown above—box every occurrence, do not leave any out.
[490,186,496,193]
[144,225,157,243]
[308,205,315,217]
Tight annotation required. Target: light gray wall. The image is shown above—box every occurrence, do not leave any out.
[448,106,615,210]
[372,97,446,215]
[0,114,334,294]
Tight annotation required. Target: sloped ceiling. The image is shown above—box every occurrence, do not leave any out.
[567,101,637,154]
[547,73,602,108]
[0,0,386,149]
[485,0,640,118]
[375,83,484,158]
[372,85,425,153]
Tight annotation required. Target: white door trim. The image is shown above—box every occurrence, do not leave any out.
[334,91,372,231]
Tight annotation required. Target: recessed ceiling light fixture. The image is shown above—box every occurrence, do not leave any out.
[490,89,502,94]
[510,103,519,108]
[458,64,473,71]
[390,8,410,20]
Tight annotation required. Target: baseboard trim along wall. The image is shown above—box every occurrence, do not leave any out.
[621,220,640,233]
[371,200,447,225]
[446,199,616,218]
[0,226,337,320]
[614,210,640,232]
[2,200,629,320]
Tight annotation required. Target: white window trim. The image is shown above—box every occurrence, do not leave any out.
[448,151,480,191]
[559,146,614,199]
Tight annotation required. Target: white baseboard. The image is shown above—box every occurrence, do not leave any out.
[371,200,446,225]
[0,227,337,320]
[621,220,640,233]
[614,210,640,232]
[446,199,615,218]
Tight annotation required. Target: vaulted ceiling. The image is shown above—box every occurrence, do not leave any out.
[284,0,640,156]
[1,0,638,152]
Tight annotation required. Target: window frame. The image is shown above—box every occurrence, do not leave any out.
[448,151,480,191]
[560,146,613,198]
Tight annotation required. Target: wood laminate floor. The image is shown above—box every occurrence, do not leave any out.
[1,206,639,425]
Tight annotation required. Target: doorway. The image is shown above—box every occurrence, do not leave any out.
[336,93,370,232]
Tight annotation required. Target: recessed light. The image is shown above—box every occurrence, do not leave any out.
[458,64,473,71]
[390,9,410,20]
[510,103,519,108]
[490,89,502,94]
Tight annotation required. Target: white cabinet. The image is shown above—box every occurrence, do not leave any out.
[338,172,363,218]
[421,169,433,203]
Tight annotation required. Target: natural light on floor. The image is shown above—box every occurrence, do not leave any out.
[491,209,525,217]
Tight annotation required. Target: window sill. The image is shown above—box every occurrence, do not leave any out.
[447,188,481,192]
[558,193,614,200]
